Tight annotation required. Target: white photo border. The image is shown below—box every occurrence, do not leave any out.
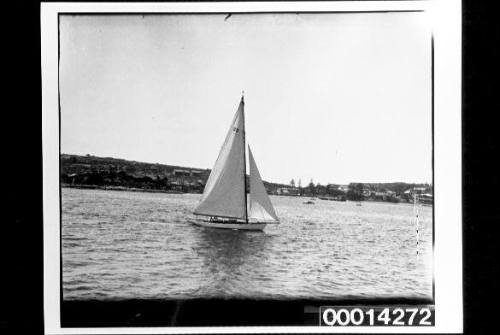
[41,1,462,333]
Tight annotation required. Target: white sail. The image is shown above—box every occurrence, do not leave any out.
[194,99,247,219]
[248,146,279,222]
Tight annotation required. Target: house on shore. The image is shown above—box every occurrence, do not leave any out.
[276,187,300,196]
[403,187,433,204]
[338,185,350,193]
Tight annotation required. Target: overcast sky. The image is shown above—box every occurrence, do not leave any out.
[60,13,432,185]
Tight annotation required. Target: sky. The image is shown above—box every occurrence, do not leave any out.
[60,13,432,185]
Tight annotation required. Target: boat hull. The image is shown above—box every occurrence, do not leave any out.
[190,220,267,231]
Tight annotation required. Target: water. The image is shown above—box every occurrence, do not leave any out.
[62,187,433,300]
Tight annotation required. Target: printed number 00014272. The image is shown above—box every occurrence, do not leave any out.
[320,306,434,326]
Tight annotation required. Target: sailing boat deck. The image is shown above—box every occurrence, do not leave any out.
[191,95,279,231]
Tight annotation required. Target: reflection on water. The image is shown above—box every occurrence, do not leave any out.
[62,188,433,300]
[191,228,272,297]
[194,228,268,271]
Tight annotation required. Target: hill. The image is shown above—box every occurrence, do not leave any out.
[60,154,289,193]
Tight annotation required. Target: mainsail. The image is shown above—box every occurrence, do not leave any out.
[248,146,279,222]
[194,99,247,219]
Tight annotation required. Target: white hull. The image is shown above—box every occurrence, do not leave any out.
[190,220,267,231]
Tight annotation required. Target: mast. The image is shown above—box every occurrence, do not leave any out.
[241,91,248,224]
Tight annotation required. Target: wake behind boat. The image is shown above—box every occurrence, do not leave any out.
[190,94,279,231]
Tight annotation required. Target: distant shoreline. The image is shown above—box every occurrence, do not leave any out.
[61,184,431,206]
[61,183,190,195]
[60,153,433,205]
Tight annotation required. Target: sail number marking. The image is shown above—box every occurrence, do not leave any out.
[319,306,434,326]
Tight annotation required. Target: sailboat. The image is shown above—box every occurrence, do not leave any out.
[190,94,280,231]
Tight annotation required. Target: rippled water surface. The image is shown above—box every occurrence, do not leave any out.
[62,188,433,300]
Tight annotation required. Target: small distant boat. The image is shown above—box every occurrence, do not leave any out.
[190,94,280,231]
[303,200,315,205]
[356,202,362,206]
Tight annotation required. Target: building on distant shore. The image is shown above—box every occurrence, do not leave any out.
[404,186,431,196]
[403,187,433,204]
[276,187,300,196]
[338,185,349,193]
[173,169,191,177]
[173,169,204,177]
